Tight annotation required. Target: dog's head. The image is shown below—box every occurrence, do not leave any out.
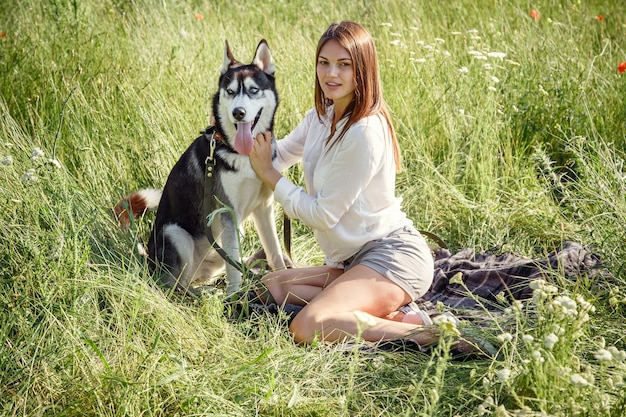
[213,40,278,155]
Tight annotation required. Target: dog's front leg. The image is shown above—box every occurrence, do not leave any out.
[217,213,243,294]
[251,201,287,271]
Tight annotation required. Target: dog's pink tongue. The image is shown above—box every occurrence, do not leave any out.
[234,122,254,155]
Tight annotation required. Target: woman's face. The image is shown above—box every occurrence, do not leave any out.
[316,39,355,114]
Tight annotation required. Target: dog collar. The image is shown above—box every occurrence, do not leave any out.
[202,127,223,143]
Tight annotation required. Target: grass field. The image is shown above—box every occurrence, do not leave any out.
[1,0,625,415]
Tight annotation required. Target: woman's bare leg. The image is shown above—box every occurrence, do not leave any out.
[287,265,442,346]
[262,265,344,306]
[262,265,488,355]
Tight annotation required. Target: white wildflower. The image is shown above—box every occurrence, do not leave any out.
[21,168,38,182]
[607,346,626,362]
[483,396,495,407]
[505,59,521,66]
[552,295,578,315]
[488,86,497,92]
[570,373,589,388]
[531,350,545,363]
[432,313,456,326]
[496,333,513,343]
[522,334,534,343]
[449,272,464,285]
[434,37,445,44]
[432,313,460,336]
[458,66,469,74]
[429,388,439,403]
[380,22,393,27]
[31,147,45,161]
[483,63,493,70]
[594,349,613,362]
[467,29,479,34]
[576,295,596,313]
[544,333,559,350]
[495,368,512,381]
[487,52,507,59]
[531,280,558,303]
[544,284,558,293]
[353,310,377,329]
[451,31,463,36]
[389,39,402,46]
[468,50,483,56]
[1,155,12,165]
[48,158,62,169]
[490,75,500,83]
[410,58,427,63]
[611,374,624,388]
[477,404,489,416]
[494,405,510,417]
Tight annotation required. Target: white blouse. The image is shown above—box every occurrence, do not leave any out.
[273,107,412,266]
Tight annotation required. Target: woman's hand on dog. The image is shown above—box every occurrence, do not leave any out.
[251,131,282,190]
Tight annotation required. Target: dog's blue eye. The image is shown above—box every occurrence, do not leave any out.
[249,87,259,95]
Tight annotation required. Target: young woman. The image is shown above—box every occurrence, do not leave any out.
[250,21,478,352]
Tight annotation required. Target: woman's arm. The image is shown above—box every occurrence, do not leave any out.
[250,131,283,191]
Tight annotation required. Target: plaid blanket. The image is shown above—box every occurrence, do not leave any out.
[245,241,603,319]
[414,240,603,315]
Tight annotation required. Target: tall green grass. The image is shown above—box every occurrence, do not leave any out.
[1,0,625,415]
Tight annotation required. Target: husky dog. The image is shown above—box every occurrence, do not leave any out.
[115,40,287,294]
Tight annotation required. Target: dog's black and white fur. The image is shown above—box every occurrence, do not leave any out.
[115,40,287,294]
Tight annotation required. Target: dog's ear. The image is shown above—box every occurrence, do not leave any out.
[221,40,238,74]
[252,39,275,76]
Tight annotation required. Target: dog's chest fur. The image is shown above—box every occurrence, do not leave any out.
[213,145,273,218]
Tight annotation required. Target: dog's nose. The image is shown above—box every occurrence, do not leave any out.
[232,107,246,121]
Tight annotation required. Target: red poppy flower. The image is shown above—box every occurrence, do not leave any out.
[0,32,6,38]
[530,9,540,21]
[595,15,604,21]
[194,13,203,21]
[618,62,626,74]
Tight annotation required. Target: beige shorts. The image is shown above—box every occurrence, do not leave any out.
[343,225,434,300]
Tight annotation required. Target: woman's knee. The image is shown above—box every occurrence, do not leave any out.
[262,270,289,304]
[289,310,324,344]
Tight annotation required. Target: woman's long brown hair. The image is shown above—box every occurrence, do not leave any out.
[314,21,402,172]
